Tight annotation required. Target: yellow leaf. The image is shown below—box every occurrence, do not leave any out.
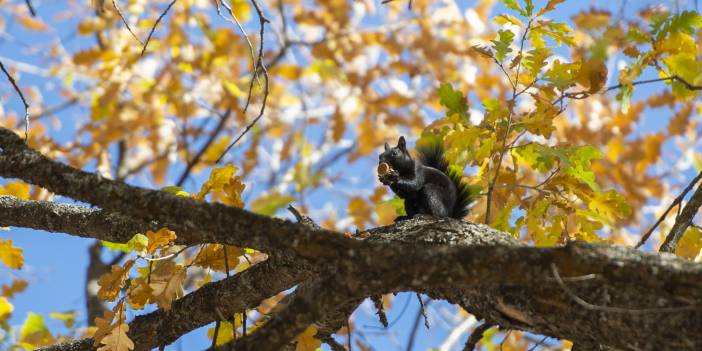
[148,260,185,311]
[19,312,54,347]
[0,181,31,199]
[275,64,303,80]
[676,227,702,259]
[295,326,321,351]
[201,137,231,165]
[197,165,246,207]
[146,228,177,254]
[348,197,371,230]
[73,48,104,66]
[207,321,235,346]
[17,15,47,31]
[0,239,24,269]
[97,322,134,351]
[0,296,13,326]
[97,260,135,301]
[49,311,76,329]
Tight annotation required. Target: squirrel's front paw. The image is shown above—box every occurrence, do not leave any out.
[379,171,399,185]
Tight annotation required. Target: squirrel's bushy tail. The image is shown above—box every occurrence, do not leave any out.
[417,142,473,219]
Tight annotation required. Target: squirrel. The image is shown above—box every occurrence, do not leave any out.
[378,136,473,219]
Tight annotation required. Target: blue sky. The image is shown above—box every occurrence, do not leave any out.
[1,0,699,350]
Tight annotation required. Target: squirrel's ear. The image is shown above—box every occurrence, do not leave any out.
[398,136,407,151]
[384,142,390,151]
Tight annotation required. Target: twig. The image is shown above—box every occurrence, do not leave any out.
[210,320,221,350]
[484,19,532,224]
[319,334,346,351]
[416,293,429,329]
[636,171,702,248]
[463,323,493,351]
[660,176,702,253]
[550,263,699,313]
[528,336,548,351]
[141,0,177,56]
[24,0,37,16]
[112,0,144,45]
[405,297,430,351]
[215,0,270,164]
[216,0,260,87]
[371,295,389,327]
[176,109,233,186]
[0,60,30,140]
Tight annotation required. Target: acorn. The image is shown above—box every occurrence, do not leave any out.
[377,162,392,176]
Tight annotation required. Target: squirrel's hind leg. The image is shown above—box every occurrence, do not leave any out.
[421,184,451,217]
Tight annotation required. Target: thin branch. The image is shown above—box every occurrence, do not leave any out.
[319,334,346,351]
[112,0,144,45]
[528,336,549,351]
[141,0,177,56]
[0,60,30,140]
[176,109,233,186]
[371,295,389,327]
[24,0,37,16]
[550,263,698,314]
[463,323,494,351]
[215,0,270,164]
[660,177,702,253]
[636,171,702,248]
[405,298,430,351]
[416,293,429,329]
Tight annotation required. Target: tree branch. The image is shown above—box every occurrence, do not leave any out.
[37,257,309,351]
[659,181,702,253]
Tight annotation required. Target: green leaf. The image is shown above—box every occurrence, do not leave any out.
[667,10,702,35]
[616,84,633,113]
[501,0,527,17]
[382,196,406,216]
[563,145,602,191]
[491,29,515,63]
[250,192,295,216]
[162,186,190,197]
[524,0,534,16]
[585,190,631,224]
[102,233,149,253]
[437,83,469,119]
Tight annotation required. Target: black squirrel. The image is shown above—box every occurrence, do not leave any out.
[378,136,473,219]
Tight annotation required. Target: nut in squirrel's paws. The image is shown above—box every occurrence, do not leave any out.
[378,163,399,185]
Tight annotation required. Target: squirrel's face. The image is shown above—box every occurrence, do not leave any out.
[379,136,413,171]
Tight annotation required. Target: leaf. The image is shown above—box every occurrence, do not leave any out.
[537,0,565,17]
[17,14,48,31]
[0,239,24,269]
[676,226,702,259]
[97,260,135,301]
[148,260,185,311]
[190,244,242,272]
[207,320,235,346]
[0,296,13,327]
[97,322,134,351]
[127,277,153,310]
[563,145,602,191]
[295,326,321,351]
[501,0,527,17]
[161,186,191,197]
[348,197,372,230]
[146,228,177,255]
[576,57,608,93]
[102,233,149,253]
[197,164,246,208]
[494,14,522,27]
[0,181,31,199]
[616,84,633,113]
[2,279,28,298]
[49,311,77,329]
[491,29,515,63]
[437,83,469,119]
[93,310,116,346]
[585,190,631,224]
[19,312,53,347]
[250,192,295,216]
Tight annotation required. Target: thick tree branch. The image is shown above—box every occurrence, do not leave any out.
[0,196,158,242]
[4,129,702,349]
[660,182,702,253]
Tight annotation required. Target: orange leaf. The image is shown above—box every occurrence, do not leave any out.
[146,228,177,254]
